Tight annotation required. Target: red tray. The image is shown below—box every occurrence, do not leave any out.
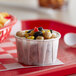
[0,20,76,76]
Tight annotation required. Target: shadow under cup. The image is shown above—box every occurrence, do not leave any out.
[15,31,61,66]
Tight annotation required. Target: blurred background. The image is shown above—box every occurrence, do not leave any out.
[0,0,76,25]
[0,1,76,76]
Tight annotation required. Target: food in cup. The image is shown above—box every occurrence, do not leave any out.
[15,27,61,66]
[16,27,57,40]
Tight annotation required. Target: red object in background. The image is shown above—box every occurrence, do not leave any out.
[0,15,17,42]
[22,20,76,38]
[5,15,11,19]
[0,20,76,76]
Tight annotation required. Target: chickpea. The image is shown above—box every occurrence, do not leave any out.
[51,33,56,38]
[42,30,45,35]
[16,31,25,37]
[44,30,52,39]
[36,36,44,40]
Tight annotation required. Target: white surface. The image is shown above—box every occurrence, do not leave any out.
[7,50,17,53]
[0,0,38,8]
[51,59,64,65]
[0,0,76,26]
[1,59,63,71]
[10,20,21,35]
[0,54,13,59]
[0,48,4,52]
[0,42,15,47]
[3,63,24,69]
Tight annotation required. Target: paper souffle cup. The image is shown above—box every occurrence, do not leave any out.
[15,30,61,66]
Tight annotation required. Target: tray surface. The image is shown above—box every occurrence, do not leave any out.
[0,20,76,76]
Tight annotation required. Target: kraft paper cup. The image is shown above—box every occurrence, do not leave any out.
[15,30,61,66]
